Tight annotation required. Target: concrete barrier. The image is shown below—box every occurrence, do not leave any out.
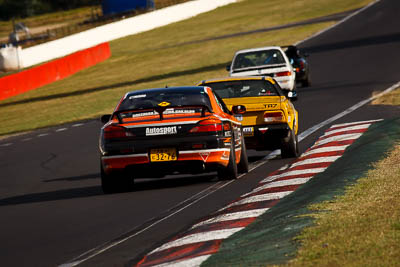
[0,42,110,101]
[0,45,23,71]
[20,0,237,68]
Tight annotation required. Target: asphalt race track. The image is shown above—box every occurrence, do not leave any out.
[1,0,400,266]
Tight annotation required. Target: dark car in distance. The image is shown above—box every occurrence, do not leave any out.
[284,45,311,87]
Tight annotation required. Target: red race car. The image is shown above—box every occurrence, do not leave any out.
[99,86,248,193]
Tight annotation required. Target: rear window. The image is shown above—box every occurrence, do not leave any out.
[233,49,286,69]
[204,80,280,99]
[118,89,212,111]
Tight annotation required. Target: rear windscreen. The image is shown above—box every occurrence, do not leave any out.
[118,89,212,111]
[204,80,280,99]
[233,49,286,69]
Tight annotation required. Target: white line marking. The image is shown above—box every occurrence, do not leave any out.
[298,81,400,143]
[191,208,270,229]
[315,133,363,146]
[59,180,235,267]
[56,128,68,132]
[152,254,212,267]
[322,124,370,136]
[37,133,49,137]
[151,228,244,254]
[0,143,13,147]
[244,178,312,197]
[290,156,341,168]
[296,0,381,46]
[329,119,383,130]
[22,138,33,142]
[72,123,84,127]
[261,168,328,183]
[301,145,350,157]
[224,191,293,209]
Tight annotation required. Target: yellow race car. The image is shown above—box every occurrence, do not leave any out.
[198,76,299,158]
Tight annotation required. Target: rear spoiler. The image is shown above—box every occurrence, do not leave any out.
[113,105,212,123]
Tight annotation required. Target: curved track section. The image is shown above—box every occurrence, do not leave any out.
[1,0,400,266]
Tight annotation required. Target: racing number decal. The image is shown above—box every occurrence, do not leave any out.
[264,104,277,108]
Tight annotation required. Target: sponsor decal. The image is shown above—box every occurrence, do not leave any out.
[158,101,171,107]
[146,126,177,136]
[164,108,196,115]
[199,152,210,162]
[131,111,157,118]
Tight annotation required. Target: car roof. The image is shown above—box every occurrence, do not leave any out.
[234,46,284,55]
[124,86,207,99]
[199,76,277,85]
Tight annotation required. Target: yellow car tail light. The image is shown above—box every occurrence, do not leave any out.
[264,111,284,122]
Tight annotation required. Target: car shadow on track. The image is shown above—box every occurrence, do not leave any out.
[0,173,218,207]
[0,151,276,207]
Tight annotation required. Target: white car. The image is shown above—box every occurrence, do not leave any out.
[227,46,296,91]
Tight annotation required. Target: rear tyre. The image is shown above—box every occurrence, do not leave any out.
[218,143,238,180]
[237,136,249,174]
[281,128,299,158]
[101,163,134,194]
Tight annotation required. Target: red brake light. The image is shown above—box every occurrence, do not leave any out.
[190,118,222,133]
[264,112,284,122]
[275,71,291,77]
[103,125,128,139]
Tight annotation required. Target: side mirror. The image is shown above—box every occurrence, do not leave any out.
[226,63,231,71]
[232,105,246,114]
[287,91,298,101]
[101,114,112,124]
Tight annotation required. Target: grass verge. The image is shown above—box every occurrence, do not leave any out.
[286,143,400,267]
[372,87,400,106]
[282,91,400,266]
[0,0,372,137]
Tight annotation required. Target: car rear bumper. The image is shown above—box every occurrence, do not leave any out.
[100,133,240,177]
[101,147,232,177]
[242,123,290,150]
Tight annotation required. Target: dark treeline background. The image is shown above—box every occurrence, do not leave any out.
[0,0,100,20]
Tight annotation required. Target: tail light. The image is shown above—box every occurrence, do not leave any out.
[190,118,222,133]
[299,61,305,69]
[103,124,128,139]
[264,111,284,122]
[275,71,291,77]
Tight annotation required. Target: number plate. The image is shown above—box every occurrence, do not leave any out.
[243,127,254,137]
[150,148,177,162]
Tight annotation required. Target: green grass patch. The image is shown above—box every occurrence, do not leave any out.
[0,0,372,137]
[286,143,400,267]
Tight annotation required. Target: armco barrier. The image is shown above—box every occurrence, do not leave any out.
[0,42,110,101]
